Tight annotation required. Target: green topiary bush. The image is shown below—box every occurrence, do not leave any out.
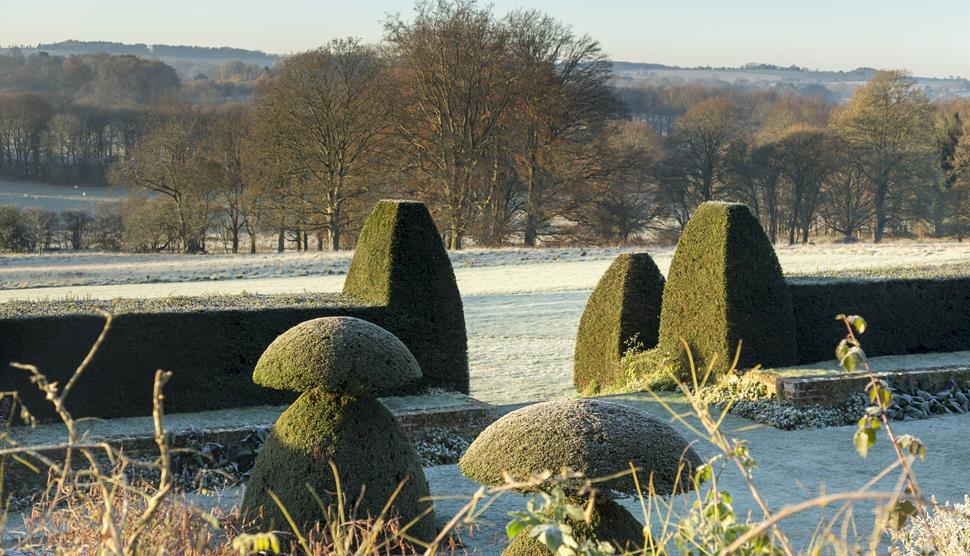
[503,498,645,555]
[573,253,665,395]
[344,200,468,394]
[241,317,435,540]
[658,202,797,380]
[0,200,469,421]
[459,399,700,554]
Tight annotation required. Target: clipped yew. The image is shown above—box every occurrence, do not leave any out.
[241,317,435,539]
[658,202,797,379]
[459,399,701,554]
[573,253,665,394]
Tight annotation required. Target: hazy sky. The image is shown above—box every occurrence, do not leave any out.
[2,0,968,78]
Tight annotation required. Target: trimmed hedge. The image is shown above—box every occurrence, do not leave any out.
[242,390,435,539]
[789,276,970,363]
[344,200,468,393]
[573,253,665,394]
[0,200,468,421]
[658,202,798,378]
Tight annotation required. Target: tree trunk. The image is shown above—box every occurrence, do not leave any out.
[277,229,285,253]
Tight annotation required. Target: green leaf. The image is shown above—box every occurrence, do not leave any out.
[507,520,527,540]
[848,315,867,334]
[888,500,918,531]
[853,427,876,458]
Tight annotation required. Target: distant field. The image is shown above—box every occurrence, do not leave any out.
[0,179,123,211]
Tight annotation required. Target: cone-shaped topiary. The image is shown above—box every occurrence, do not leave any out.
[658,202,797,380]
[573,253,665,394]
[242,317,435,540]
[344,200,468,394]
[459,399,700,554]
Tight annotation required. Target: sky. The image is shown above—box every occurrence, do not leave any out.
[1,0,968,78]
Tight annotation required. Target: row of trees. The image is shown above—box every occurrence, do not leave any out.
[2,1,968,253]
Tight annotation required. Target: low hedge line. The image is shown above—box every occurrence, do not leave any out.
[789,275,970,363]
[1,201,470,421]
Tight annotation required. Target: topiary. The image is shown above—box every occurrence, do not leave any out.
[573,253,665,394]
[241,317,435,540]
[657,202,797,381]
[503,498,645,555]
[344,200,468,394]
[459,399,701,554]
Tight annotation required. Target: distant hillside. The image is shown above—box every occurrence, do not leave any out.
[610,61,970,100]
[2,40,280,81]
[31,40,279,63]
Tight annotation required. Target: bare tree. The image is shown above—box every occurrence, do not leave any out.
[384,0,517,249]
[668,96,744,211]
[255,39,390,251]
[504,10,620,246]
[109,101,219,253]
[832,71,934,242]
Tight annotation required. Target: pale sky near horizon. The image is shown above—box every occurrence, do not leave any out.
[1,0,968,78]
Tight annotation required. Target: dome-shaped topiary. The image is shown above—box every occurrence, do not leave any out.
[573,253,665,394]
[658,202,797,380]
[242,317,435,541]
[459,399,699,555]
[252,316,421,396]
[460,399,700,497]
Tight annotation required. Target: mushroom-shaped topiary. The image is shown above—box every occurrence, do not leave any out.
[242,317,435,540]
[459,399,701,554]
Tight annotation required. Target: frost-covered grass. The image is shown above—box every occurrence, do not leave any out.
[2,241,968,291]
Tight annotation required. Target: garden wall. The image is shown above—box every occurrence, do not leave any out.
[0,201,469,420]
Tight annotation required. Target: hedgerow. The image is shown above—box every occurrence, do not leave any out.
[0,200,469,421]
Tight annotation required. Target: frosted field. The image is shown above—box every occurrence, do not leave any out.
[0,179,122,212]
[2,242,969,404]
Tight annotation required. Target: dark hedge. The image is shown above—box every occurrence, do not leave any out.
[573,253,665,394]
[789,276,970,363]
[658,202,798,378]
[344,200,468,393]
[0,201,468,421]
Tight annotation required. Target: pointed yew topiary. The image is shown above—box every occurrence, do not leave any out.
[658,202,797,380]
[459,399,701,554]
[344,200,468,394]
[573,253,665,394]
[242,317,435,540]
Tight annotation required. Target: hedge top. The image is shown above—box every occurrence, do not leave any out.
[658,201,797,375]
[458,399,701,496]
[252,317,422,396]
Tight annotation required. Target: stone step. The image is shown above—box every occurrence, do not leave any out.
[746,351,970,406]
[11,391,497,451]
